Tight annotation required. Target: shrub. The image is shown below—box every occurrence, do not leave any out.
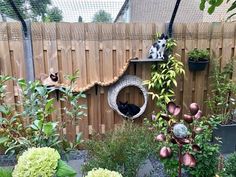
[187,143,220,177]
[82,122,156,177]
[0,70,86,155]
[12,147,76,177]
[223,152,236,176]
[13,147,60,177]
[85,168,122,177]
[206,59,236,124]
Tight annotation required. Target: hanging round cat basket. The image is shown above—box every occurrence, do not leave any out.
[108,75,148,119]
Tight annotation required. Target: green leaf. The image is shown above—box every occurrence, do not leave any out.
[0,137,8,144]
[227,12,236,19]
[173,80,177,87]
[33,119,43,129]
[45,98,54,112]
[0,105,8,115]
[43,122,54,136]
[35,86,45,96]
[227,1,236,12]
[200,0,206,11]
[215,0,224,6]
[56,160,77,177]
[208,5,216,14]
[17,79,27,89]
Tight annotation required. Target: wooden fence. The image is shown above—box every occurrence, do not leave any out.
[0,22,235,140]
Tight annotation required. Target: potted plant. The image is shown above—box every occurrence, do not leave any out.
[188,49,210,71]
[207,59,236,154]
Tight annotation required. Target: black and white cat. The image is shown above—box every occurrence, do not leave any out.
[148,33,168,60]
[41,68,59,86]
[117,101,140,117]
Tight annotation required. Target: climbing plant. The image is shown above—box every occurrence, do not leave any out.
[144,36,185,115]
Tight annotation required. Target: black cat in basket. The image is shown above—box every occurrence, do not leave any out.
[118,101,140,117]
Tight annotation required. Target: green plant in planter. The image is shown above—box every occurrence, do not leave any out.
[188,49,210,62]
[206,59,236,124]
[187,49,210,71]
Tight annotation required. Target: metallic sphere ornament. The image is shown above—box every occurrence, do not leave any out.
[173,123,188,139]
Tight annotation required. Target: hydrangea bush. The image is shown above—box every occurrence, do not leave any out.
[13,147,60,177]
[85,168,123,177]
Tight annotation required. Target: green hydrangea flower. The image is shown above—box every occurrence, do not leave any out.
[13,147,60,177]
[85,168,123,177]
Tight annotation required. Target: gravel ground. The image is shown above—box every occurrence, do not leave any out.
[0,151,190,177]
[149,155,189,177]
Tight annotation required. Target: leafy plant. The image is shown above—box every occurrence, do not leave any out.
[206,59,236,124]
[12,147,76,177]
[222,152,236,177]
[144,37,185,113]
[82,122,157,177]
[0,70,86,155]
[200,0,236,19]
[186,115,220,177]
[60,69,87,123]
[188,49,210,62]
[150,102,220,177]
[187,143,219,177]
[0,167,13,177]
[0,79,61,155]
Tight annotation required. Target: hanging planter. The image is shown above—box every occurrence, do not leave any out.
[187,49,209,71]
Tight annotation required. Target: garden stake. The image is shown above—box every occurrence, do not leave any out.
[178,144,183,177]
[156,102,203,176]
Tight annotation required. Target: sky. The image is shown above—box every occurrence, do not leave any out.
[52,0,125,22]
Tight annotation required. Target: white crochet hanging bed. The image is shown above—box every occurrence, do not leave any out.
[107,75,148,119]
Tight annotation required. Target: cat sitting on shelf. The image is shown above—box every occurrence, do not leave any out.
[117,101,140,117]
[148,33,168,60]
[40,68,59,86]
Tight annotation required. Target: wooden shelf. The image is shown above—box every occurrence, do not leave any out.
[130,58,165,63]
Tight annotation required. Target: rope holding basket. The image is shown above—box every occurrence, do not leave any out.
[107,75,148,119]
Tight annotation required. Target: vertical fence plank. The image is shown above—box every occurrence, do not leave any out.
[195,23,211,113]
[85,24,100,85]
[71,23,89,138]
[71,23,87,89]
[57,23,75,141]
[32,23,45,78]
[8,23,25,119]
[0,23,14,106]
[182,23,197,113]
[173,23,185,113]
[8,23,25,79]
[141,23,153,118]
[42,23,58,74]
[222,23,235,68]
[102,24,113,83]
